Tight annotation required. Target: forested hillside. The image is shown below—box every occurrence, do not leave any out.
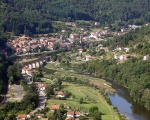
[76,59,150,110]
[1,0,150,35]
[75,25,150,110]
[105,25,150,55]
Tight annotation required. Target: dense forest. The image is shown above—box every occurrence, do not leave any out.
[1,0,150,35]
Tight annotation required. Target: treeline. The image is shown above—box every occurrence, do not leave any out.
[1,0,150,35]
[75,59,150,110]
[105,25,150,55]
[0,54,22,94]
[0,55,10,94]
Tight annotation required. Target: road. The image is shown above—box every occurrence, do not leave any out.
[32,90,47,113]
[22,74,47,113]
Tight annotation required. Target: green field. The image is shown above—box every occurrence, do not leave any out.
[46,83,119,120]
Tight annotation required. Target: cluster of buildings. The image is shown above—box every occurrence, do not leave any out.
[17,107,80,120]
[114,54,129,60]
[16,91,81,120]
[7,35,59,54]
[21,60,43,76]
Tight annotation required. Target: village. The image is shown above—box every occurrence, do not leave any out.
[4,21,150,120]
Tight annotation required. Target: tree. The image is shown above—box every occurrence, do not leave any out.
[79,97,83,104]
[46,111,56,120]
[45,86,54,98]
[7,66,14,79]
[9,76,14,85]
[92,111,102,120]
[89,106,102,120]
[14,63,21,79]
[4,114,16,120]
[89,106,99,114]
[57,79,62,90]
[53,43,60,50]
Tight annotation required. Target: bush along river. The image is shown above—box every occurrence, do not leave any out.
[107,80,150,120]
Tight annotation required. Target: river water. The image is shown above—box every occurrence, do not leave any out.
[108,81,150,120]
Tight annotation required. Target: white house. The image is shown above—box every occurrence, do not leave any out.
[28,64,32,69]
[89,32,98,39]
[85,55,91,61]
[26,69,32,76]
[124,47,130,52]
[114,54,120,59]
[35,114,44,119]
[85,55,95,61]
[114,54,128,60]
[22,67,27,74]
[40,61,43,65]
[143,55,150,60]
[32,63,36,68]
[36,62,40,68]
[115,46,122,51]
[78,48,83,53]
[119,54,128,60]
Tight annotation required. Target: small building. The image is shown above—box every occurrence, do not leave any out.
[22,67,28,74]
[40,84,47,91]
[78,48,83,53]
[17,114,26,120]
[28,64,32,69]
[119,54,128,60]
[85,55,95,61]
[124,47,130,52]
[42,118,48,120]
[114,54,129,60]
[114,54,120,59]
[40,61,43,65]
[89,32,98,39]
[35,114,44,118]
[70,34,79,40]
[85,55,91,61]
[36,62,40,68]
[26,113,34,119]
[50,104,60,111]
[143,55,150,61]
[67,111,80,118]
[65,116,75,120]
[57,91,66,98]
[32,63,36,68]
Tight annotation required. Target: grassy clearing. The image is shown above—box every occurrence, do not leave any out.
[44,64,115,94]
[20,58,38,62]
[46,83,119,120]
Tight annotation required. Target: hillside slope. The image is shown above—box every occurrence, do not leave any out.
[1,0,150,35]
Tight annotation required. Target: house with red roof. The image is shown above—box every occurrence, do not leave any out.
[50,104,60,111]
[57,91,66,98]
[16,114,26,120]
[39,84,47,91]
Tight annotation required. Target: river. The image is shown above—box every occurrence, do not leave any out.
[108,81,150,120]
